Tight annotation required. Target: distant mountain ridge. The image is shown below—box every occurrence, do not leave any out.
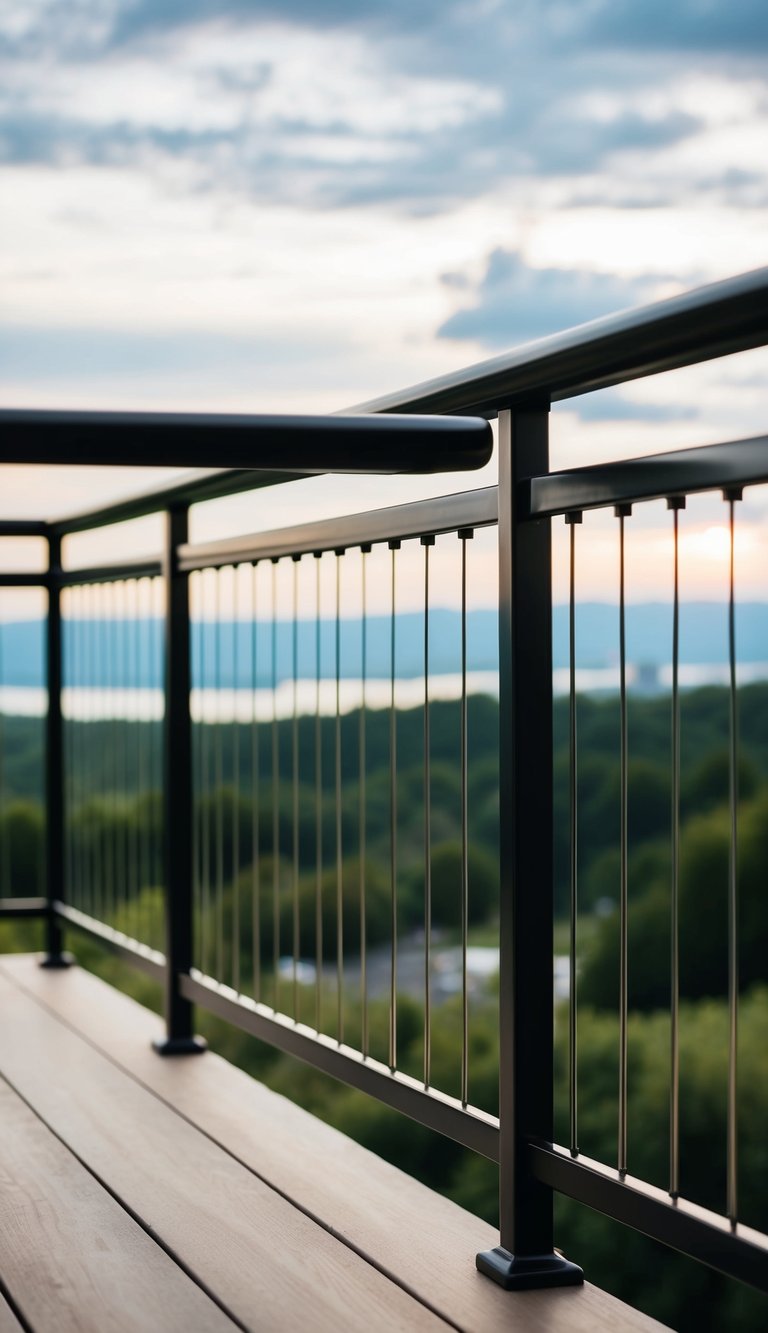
[1,601,767,688]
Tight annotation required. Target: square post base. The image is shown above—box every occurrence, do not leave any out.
[476,1246,583,1290]
[39,951,75,970]
[152,1035,207,1057]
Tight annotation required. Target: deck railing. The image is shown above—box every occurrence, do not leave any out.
[0,267,767,1295]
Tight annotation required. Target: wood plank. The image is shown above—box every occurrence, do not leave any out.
[0,955,667,1331]
[0,966,446,1333]
[0,1078,235,1333]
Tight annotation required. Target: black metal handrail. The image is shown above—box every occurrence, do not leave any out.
[0,267,767,1301]
[0,408,492,473]
[526,433,768,517]
[355,265,768,416]
[176,486,498,570]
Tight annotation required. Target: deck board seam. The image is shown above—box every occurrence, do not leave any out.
[0,1066,247,1333]
[0,1269,32,1333]
[0,960,462,1332]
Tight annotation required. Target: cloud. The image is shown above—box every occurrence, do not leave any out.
[4,0,762,230]
[0,0,452,61]
[437,250,666,347]
[512,108,702,178]
[544,0,768,55]
[9,0,764,60]
[108,0,451,49]
[0,111,234,167]
[0,69,704,215]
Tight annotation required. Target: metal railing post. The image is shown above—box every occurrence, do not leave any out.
[154,506,206,1054]
[41,531,72,967]
[477,406,582,1288]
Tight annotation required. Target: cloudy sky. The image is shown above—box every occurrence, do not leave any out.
[1,0,767,585]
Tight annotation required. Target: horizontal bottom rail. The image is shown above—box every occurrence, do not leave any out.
[530,1142,768,1293]
[54,903,165,981]
[0,897,48,918]
[182,970,500,1161]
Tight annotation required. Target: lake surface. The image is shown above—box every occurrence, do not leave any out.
[2,659,768,718]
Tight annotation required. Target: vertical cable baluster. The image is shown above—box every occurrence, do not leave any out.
[130,579,141,941]
[189,574,197,962]
[141,578,150,939]
[314,553,323,1031]
[111,582,120,928]
[117,582,128,930]
[292,556,301,1021]
[124,582,132,933]
[59,589,67,909]
[110,581,120,926]
[135,581,145,932]
[232,567,241,994]
[84,586,93,918]
[421,536,434,1087]
[190,574,201,968]
[116,582,125,931]
[617,504,631,1177]
[125,581,133,906]
[143,581,150,921]
[137,575,146,938]
[567,513,582,1156]
[87,585,95,915]
[726,488,741,1227]
[389,540,400,1071]
[271,559,280,1010]
[95,587,104,917]
[668,497,685,1196]
[215,568,225,982]
[67,589,78,909]
[66,586,74,911]
[93,585,104,924]
[120,584,129,932]
[251,563,261,1001]
[459,529,472,1107]
[86,587,95,917]
[126,583,134,938]
[61,591,71,911]
[200,572,212,976]
[335,549,344,1045]
[63,589,73,911]
[360,544,371,1058]
[144,578,153,940]
[101,583,109,920]
[79,586,89,911]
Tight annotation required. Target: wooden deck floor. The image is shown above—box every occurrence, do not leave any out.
[0,954,665,1332]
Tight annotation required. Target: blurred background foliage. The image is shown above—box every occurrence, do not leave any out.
[2,682,768,1331]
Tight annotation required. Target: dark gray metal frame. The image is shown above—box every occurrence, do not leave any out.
[1,266,768,1296]
[476,407,582,1289]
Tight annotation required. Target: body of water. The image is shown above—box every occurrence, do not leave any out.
[2,660,768,718]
